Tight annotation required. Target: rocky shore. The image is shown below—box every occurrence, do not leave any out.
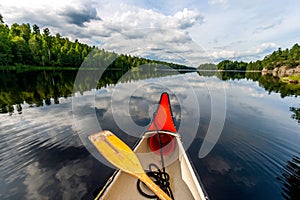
[262,66,300,78]
[261,66,300,84]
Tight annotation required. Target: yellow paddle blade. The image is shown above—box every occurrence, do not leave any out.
[89,130,144,174]
[89,130,172,200]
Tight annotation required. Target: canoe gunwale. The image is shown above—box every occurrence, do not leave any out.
[142,130,180,138]
[143,131,209,199]
[93,93,209,199]
[94,170,119,200]
[95,130,209,200]
[175,136,210,200]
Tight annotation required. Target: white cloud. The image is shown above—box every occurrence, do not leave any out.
[98,6,202,32]
[190,0,300,61]
[253,42,277,54]
[211,50,236,60]
[99,28,210,66]
[1,1,206,64]
[173,8,202,29]
[1,0,300,63]
[208,42,278,62]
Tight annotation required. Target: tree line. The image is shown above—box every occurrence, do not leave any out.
[215,43,300,71]
[5,13,299,72]
[0,14,195,71]
[0,14,93,67]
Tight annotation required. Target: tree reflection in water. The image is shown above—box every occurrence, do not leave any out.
[0,66,184,114]
[290,106,300,124]
[277,153,300,200]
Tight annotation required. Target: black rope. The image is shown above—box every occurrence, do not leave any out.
[136,111,174,199]
[137,164,174,199]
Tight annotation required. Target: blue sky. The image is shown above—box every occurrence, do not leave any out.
[1,0,300,66]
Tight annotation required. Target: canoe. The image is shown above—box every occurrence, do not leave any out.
[93,92,209,200]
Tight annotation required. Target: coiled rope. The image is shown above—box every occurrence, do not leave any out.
[136,112,174,199]
[137,163,174,199]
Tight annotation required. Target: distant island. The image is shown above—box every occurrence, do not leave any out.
[198,44,300,84]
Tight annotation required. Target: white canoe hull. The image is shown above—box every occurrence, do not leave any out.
[96,131,208,200]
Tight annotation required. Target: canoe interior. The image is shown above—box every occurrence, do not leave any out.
[97,131,208,200]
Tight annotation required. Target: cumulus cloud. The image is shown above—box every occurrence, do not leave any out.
[209,42,277,62]
[211,50,236,60]
[239,42,278,61]
[59,2,102,27]
[1,0,299,63]
[173,8,203,29]
[100,28,210,66]
[96,7,202,34]
[75,6,205,65]
[25,3,204,65]
[98,7,203,55]
[1,4,60,27]
[254,42,277,53]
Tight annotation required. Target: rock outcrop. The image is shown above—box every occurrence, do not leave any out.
[262,66,300,77]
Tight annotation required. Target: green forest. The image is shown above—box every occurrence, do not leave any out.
[0,14,194,71]
[2,12,300,72]
[0,15,92,67]
[215,43,300,71]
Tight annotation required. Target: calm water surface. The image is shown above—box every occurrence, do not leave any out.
[0,70,299,199]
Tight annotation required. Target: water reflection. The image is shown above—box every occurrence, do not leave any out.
[0,70,76,114]
[290,106,300,124]
[1,69,300,115]
[216,71,300,98]
[0,66,183,115]
[277,153,300,200]
[0,143,114,199]
[1,69,300,199]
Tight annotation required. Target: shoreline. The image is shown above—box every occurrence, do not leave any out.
[262,66,300,84]
[262,66,300,77]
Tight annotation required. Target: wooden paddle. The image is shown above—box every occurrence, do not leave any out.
[89,130,172,200]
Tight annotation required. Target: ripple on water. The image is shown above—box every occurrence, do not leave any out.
[0,103,79,182]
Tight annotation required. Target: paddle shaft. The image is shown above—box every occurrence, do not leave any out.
[136,173,171,200]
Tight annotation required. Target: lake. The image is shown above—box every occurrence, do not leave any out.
[0,68,299,200]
